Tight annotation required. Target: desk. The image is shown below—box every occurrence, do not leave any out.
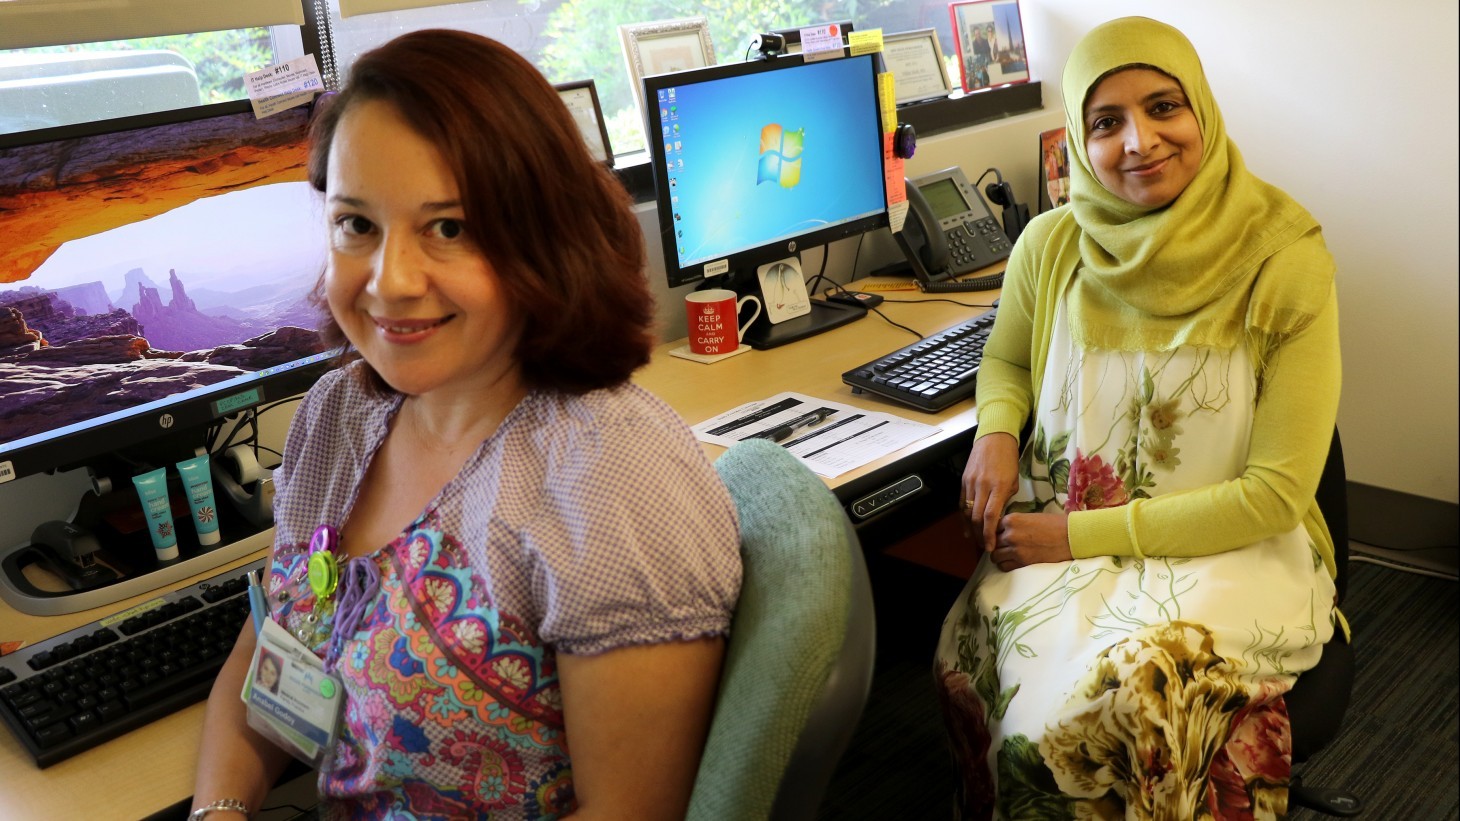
[0,273,999,820]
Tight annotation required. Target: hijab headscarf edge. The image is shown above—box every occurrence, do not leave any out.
[1045,17,1334,353]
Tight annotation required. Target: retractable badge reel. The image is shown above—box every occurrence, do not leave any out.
[308,524,341,601]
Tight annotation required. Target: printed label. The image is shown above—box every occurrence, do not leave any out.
[704,259,730,277]
[244,55,324,119]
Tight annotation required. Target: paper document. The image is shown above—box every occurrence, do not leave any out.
[693,392,940,478]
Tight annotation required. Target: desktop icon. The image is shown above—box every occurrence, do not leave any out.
[658,89,668,102]
[674,140,682,151]
[661,107,669,118]
[673,123,680,133]
[677,158,684,169]
[663,125,670,136]
[757,124,804,189]
[665,142,673,154]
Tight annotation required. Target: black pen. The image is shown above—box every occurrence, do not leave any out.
[756,409,834,443]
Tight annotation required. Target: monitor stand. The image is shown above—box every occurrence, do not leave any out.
[743,299,865,350]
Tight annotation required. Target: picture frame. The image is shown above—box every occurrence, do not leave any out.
[554,79,614,165]
[948,0,1029,94]
[882,28,954,104]
[619,17,716,129]
[1038,125,1070,212]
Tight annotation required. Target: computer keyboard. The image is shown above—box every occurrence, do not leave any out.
[0,558,262,767]
[842,306,998,412]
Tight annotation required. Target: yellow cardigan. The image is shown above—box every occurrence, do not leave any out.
[974,211,1342,580]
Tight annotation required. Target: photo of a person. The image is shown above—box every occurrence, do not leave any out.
[1040,126,1071,210]
[255,649,282,695]
[951,1,1030,93]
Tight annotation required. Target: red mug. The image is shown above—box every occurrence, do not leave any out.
[685,289,763,356]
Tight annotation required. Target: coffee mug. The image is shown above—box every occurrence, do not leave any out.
[685,288,763,356]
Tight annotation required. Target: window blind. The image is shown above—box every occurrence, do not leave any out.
[0,0,306,50]
[336,0,476,18]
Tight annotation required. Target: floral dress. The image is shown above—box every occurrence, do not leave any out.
[262,367,742,819]
[935,299,1336,820]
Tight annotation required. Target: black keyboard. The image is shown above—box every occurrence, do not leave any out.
[842,307,998,412]
[0,559,262,767]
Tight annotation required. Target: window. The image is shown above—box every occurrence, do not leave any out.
[320,0,961,158]
[0,28,305,134]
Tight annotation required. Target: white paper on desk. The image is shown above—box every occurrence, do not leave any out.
[692,391,940,479]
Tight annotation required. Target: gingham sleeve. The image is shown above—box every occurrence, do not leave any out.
[525,388,742,656]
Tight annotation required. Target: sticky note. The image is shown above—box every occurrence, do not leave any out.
[888,200,909,233]
[848,29,884,56]
[878,72,897,131]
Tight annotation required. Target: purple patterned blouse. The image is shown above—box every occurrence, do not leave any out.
[264,365,742,819]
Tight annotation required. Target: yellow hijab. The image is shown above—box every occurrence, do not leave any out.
[1048,17,1334,353]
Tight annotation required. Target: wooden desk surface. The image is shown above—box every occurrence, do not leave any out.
[0,274,998,820]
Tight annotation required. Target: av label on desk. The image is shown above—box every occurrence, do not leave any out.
[693,391,940,478]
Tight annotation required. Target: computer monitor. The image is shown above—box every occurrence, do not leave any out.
[643,52,888,347]
[0,100,333,597]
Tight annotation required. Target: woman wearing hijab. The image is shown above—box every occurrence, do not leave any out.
[936,17,1342,818]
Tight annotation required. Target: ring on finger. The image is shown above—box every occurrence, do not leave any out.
[960,498,977,510]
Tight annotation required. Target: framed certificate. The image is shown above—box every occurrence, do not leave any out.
[554,79,614,164]
[883,28,954,104]
[619,17,716,129]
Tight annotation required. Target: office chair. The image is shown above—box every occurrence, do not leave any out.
[1286,428,1363,816]
[688,439,876,821]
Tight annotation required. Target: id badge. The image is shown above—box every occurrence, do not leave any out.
[243,616,345,769]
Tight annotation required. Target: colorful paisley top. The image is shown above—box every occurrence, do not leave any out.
[265,365,742,819]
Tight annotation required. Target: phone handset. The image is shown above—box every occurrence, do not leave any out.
[894,167,1012,289]
[902,179,951,277]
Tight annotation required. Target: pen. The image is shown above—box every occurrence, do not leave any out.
[757,409,834,443]
[247,568,268,635]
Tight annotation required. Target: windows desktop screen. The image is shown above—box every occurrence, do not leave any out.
[657,56,886,270]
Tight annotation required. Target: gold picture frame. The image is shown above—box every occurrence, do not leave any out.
[619,17,716,130]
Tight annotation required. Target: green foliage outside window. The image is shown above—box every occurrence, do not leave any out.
[7,28,274,105]
[529,0,894,152]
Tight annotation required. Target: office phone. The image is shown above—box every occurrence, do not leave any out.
[895,167,1010,292]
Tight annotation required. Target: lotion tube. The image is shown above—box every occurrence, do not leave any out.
[176,454,221,546]
[131,467,179,561]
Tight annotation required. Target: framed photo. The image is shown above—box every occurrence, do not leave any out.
[883,28,954,104]
[1038,126,1070,212]
[949,0,1029,93]
[619,17,716,128]
[554,79,614,165]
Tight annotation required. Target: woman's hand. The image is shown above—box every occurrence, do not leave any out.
[991,511,1073,571]
[960,432,1020,556]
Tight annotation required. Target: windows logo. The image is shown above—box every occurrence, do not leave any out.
[757,124,803,189]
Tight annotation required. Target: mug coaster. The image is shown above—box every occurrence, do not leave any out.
[667,344,752,364]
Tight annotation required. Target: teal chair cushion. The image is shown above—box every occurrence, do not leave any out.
[688,439,869,820]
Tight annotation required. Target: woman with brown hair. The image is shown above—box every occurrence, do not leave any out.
[190,29,740,820]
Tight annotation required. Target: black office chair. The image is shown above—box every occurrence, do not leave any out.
[1286,429,1362,816]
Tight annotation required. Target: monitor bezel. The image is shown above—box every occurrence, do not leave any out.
[1,98,336,483]
[643,53,890,289]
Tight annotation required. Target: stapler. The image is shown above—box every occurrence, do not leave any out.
[29,521,118,591]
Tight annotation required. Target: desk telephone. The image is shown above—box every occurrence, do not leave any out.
[896,167,1010,292]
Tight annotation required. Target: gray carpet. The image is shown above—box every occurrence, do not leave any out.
[820,555,1459,819]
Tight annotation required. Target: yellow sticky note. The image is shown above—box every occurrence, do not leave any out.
[878,72,897,131]
[848,28,884,56]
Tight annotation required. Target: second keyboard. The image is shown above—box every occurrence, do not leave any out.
[841,307,998,412]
